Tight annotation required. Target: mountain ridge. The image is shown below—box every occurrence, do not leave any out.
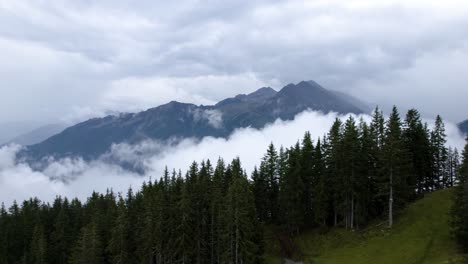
[22,80,365,161]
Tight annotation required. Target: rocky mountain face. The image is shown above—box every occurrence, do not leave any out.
[22,80,365,161]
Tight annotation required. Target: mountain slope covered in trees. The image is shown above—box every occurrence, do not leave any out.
[22,81,364,161]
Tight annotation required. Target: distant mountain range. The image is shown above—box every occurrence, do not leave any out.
[21,80,366,162]
[5,123,67,146]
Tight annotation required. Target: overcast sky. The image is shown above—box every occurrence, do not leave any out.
[1,0,468,131]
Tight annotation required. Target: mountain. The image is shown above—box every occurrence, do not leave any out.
[6,123,67,146]
[458,119,468,135]
[330,89,373,113]
[22,80,365,161]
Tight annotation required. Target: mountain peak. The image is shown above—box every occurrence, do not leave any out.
[271,80,363,116]
[246,87,277,100]
[216,87,277,107]
[279,80,327,97]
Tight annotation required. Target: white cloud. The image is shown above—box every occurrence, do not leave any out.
[192,109,223,129]
[100,73,280,114]
[0,144,141,206]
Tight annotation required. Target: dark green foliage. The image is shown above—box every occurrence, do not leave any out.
[259,143,280,223]
[221,169,261,263]
[280,142,305,234]
[402,109,433,196]
[70,221,105,264]
[326,118,344,227]
[30,224,48,264]
[252,166,269,222]
[0,204,8,264]
[0,106,457,262]
[381,106,409,227]
[312,139,328,226]
[107,195,135,264]
[451,137,468,252]
[300,132,315,226]
[432,115,449,189]
[341,116,359,229]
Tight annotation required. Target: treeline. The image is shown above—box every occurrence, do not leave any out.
[0,159,262,264]
[253,106,460,234]
[0,106,463,263]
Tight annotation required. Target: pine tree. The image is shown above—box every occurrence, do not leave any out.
[259,143,280,222]
[403,109,432,196]
[175,174,195,263]
[68,198,83,253]
[382,106,407,228]
[0,203,7,264]
[210,158,226,264]
[312,139,328,226]
[252,166,269,222]
[280,143,305,234]
[278,146,289,182]
[369,107,386,217]
[221,170,259,264]
[108,195,134,264]
[30,224,48,264]
[7,201,22,263]
[356,119,375,227]
[326,118,344,226]
[164,169,181,263]
[453,148,461,186]
[431,115,448,190]
[451,137,468,252]
[342,116,359,229]
[300,132,315,226]
[140,178,165,263]
[70,222,105,264]
[50,198,72,264]
[194,160,213,264]
[370,107,385,149]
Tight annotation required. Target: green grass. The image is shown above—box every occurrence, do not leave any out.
[264,189,466,264]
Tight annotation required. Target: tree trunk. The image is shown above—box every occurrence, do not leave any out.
[235,223,239,264]
[351,194,354,229]
[345,195,349,229]
[211,209,214,264]
[389,167,393,228]
[334,208,337,226]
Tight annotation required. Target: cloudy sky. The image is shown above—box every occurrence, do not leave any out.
[1,0,468,135]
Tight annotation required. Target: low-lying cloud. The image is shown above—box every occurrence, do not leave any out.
[0,110,465,206]
[191,109,224,129]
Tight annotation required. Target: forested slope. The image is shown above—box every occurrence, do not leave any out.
[265,189,466,263]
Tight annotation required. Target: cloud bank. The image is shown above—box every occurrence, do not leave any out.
[0,110,465,206]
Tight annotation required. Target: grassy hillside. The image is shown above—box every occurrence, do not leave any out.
[264,189,466,263]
